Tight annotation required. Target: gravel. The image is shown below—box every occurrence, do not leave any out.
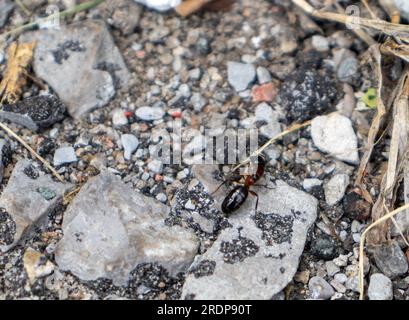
[227,61,256,92]
[368,274,393,300]
[53,147,78,167]
[309,276,335,300]
[311,113,359,164]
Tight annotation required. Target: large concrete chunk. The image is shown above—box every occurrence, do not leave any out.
[181,166,318,300]
[0,159,73,252]
[20,20,130,118]
[55,171,199,286]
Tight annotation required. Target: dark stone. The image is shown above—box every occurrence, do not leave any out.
[343,191,371,220]
[253,211,294,245]
[279,51,339,122]
[310,235,338,260]
[219,236,259,264]
[0,208,16,246]
[0,95,66,131]
[37,138,55,156]
[51,40,86,64]
[372,241,408,278]
[189,260,216,278]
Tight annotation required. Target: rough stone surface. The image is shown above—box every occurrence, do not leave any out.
[256,66,272,84]
[309,276,335,300]
[0,139,10,184]
[368,273,393,300]
[311,113,359,164]
[324,173,349,206]
[373,241,408,278]
[227,61,256,92]
[182,166,318,299]
[54,171,199,286]
[0,0,13,28]
[0,159,72,252]
[0,95,66,131]
[20,20,130,118]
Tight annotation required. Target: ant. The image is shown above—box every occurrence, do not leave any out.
[212,154,267,215]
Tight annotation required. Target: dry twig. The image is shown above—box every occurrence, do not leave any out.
[0,122,64,182]
[0,42,36,104]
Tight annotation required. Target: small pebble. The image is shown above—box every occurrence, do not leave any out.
[368,273,393,300]
[309,276,335,300]
[121,134,139,161]
[53,147,78,166]
[135,106,165,121]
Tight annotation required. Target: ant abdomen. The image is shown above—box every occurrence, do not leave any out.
[221,185,249,214]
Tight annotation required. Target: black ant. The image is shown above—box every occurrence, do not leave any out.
[212,154,266,215]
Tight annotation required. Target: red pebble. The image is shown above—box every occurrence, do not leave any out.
[170,110,182,118]
[251,83,277,102]
[124,111,133,118]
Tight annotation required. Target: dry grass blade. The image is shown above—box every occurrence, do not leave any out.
[0,0,106,40]
[0,42,36,104]
[292,0,409,41]
[0,122,64,182]
[232,120,311,172]
[356,46,387,204]
[359,203,409,300]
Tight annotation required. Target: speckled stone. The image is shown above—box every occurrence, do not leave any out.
[0,159,73,252]
[182,166,318,299]
[55,171,199,286]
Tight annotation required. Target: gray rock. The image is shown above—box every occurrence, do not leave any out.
[189,68,202,81]
[190,93,207,112]
[0,159,72,252]
[309,276,335,300]
[121,134,139,161]
[325,261,340,277]
[311,35,329,52]
[135,106,165,121]
[182,166,318,299]
[334,273,347,284]
[373,241,408,278]
[20,20,130,118]
[337,56,359,83]
[0,139,10,184]
[303,178,322,191]
[54,171,198,286]
[227,61,256,92]
[346,274,360,292]
[324,173,349,206]
[256,67,272,84]
[112,108,128,127]
[0,95,66,131]
[368,273,393,300]
[255,102,275,123]
[53,147,78,167]
[147,159,163,174]
[311,113,359,164]
[259,121,282,139]
[98,0,142,35]
[0,0,13,28]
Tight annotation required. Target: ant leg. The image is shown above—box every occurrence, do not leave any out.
[253,184,274,190]
[210,173,242,195]
[249,190,259,213]
[210,179,229,195]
